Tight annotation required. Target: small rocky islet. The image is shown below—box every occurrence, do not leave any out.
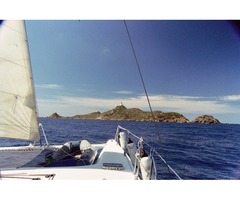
[48,105,221,124]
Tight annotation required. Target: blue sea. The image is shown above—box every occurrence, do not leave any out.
[0,118,240,180]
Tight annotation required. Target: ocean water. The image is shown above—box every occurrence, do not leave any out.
[0,118,240,180]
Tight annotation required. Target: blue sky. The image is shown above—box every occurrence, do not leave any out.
[25,20,240,124]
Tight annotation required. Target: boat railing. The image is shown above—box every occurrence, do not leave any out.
[116,125,182,180]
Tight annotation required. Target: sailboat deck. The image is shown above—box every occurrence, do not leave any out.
[0,139,137,180]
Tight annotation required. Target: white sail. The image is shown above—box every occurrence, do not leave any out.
[0,20,40,141]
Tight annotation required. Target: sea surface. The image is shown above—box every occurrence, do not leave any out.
[0,118,240,180]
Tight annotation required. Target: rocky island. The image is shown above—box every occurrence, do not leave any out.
[192,115,220,124]
[48,105,221,124]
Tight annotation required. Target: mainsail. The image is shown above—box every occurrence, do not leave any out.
[0,20,40,141]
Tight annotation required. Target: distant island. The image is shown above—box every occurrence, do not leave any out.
[48,105,221,124]
[192,115,220,124]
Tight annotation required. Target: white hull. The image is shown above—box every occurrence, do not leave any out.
[1,166,137,180]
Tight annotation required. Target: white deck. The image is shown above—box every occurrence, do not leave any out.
[0,140,138,180]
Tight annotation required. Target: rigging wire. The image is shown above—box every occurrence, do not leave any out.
[123,21,154,118]
[123,20,173,177]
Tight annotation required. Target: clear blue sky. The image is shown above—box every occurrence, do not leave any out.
[25,20,240,124]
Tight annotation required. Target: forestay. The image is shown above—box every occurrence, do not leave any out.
[0,20,40,141]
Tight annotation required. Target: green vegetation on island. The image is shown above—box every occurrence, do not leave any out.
[48,105,221,124]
